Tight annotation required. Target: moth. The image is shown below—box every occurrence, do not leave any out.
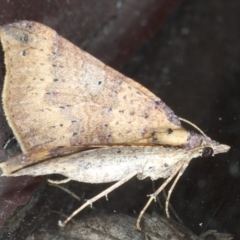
[0,21,230,230]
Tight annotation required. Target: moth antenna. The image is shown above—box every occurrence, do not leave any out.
[179,117,207,137]
[3,136,15,149]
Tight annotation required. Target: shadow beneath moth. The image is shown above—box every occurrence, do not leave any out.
[0,21,230,230]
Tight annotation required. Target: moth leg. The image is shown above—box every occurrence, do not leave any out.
[136,163,183,231]
[48,181,81,201]
[163,190,182,224]
[165,162,189,218]
[152,181,164,210]
[154,185,182,224]
[48,178,71,184]
[59,172,137,227]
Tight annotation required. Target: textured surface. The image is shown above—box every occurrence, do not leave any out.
[0,209,234,239]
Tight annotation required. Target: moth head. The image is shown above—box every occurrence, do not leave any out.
[201,144,229,157]
[178,117,230,156]
[186,133,230,157]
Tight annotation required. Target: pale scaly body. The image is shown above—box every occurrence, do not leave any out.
[0,146,202,182]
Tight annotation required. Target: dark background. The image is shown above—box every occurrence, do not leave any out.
[0,0,239,239]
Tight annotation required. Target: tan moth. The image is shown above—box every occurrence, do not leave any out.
[0,21,230,230]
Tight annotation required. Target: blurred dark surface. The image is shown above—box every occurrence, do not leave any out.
[0,0,239,239]
[121,0,239,238]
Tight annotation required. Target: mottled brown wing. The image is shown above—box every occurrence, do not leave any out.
[0,21,183,152]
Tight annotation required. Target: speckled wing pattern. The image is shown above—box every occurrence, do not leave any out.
[0,21,183,152]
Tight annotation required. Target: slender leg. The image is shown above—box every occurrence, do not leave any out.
[59,172,137,227]
[165,162,188,218]
[163,190,182,224]
[48,181,81,201]
[136,163,183,231]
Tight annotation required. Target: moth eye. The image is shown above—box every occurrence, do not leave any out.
[202,147,213,158]
[167,128,173,134]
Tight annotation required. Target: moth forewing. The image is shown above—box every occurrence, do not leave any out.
[0,21,185,153]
